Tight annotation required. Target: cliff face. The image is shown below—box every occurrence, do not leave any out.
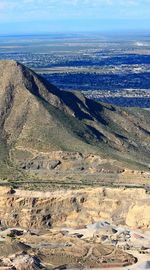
[0,187,149,230]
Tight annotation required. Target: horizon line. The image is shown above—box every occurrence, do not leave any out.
[0,29,150,37]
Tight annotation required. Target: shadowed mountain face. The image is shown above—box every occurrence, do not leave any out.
[0,60,150,178]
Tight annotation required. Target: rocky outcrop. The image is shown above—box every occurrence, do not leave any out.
[19,151,122,174]
[126,204,150,228]
[0,186,149,230]
[0,253,42,270]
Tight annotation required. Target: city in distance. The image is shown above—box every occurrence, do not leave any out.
[0,32,150,107]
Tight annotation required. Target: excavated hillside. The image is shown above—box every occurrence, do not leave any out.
[0,186,149,229]
[0,186,149,270]
[0,60,150,179]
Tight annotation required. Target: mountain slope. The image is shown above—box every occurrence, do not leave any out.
[0,60,150,179]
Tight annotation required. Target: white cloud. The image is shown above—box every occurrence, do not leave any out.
[0,0,150,22]
[0,1,7,10]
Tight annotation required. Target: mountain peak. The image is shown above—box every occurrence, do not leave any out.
[0,60,150,179]
[0,60,63,106]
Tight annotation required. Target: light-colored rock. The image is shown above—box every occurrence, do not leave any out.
[0,187,13,195]
[0,186,149,230]
[126,205,150,228]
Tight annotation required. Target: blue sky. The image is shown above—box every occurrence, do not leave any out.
[0,0,150,34]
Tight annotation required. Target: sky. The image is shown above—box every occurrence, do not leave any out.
[0,0,150,34]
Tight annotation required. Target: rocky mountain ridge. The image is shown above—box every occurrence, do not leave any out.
[0,60,150,180]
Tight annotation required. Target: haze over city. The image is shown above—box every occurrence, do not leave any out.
[0,0,150,34]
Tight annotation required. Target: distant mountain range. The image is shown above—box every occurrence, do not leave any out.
[0,60,150,179]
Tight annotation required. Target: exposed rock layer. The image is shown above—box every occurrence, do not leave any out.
[0,186,149,230]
